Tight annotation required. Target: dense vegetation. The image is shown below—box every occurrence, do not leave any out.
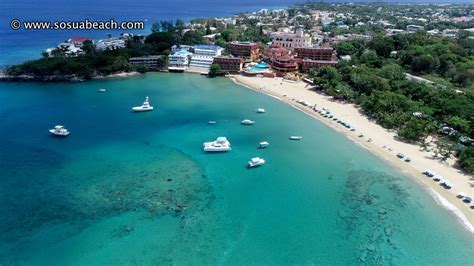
[310,31,474,172]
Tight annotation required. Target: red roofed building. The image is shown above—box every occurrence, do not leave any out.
[228,41,260,61]
[271,55,298,76]
[294,46,339,72]
[262,44,289,61]
[213,56,243,73]
[294,47,336,61]
[68,38,93,48]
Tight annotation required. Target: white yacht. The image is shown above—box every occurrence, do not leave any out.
[208,121,217,124]
[259,141,269,148]
[289,136,302,140]
[98,88,106,92]
[241,119,255,125]
[132,97,154,112]
[203,137,231,152]
[256,108,266,113]
[49,125,70,136]
[248,157,265,168]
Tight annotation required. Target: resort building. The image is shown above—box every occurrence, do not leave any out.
[294,47,337,61]
[189,45,223,72]
[300,59,339,72]
[212,57,243,73]
[95,37,126,51]
[271,28,312,52]
[193,45,223,57]
[67,37,93,48]
[129,55,164,70]
[168,49,193,72]
[228,41,260,61]
[271,55,298,75]
[262,44,289,62]
[294,47,339,72]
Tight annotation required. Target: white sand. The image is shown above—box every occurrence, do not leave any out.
[230,75,474,232]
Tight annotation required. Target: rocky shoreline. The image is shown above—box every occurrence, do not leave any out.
[0,70,142,83]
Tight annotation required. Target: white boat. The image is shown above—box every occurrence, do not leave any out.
[49,125,70,136]
[241,119,255,125]
[98,88,106,92]
[256,108,266,113]
[132,97,154,112]
[203,137,231,152]
[289,136,302,140]
[208,121,217,124]
[259,141,269,148]
[248,157,265,168]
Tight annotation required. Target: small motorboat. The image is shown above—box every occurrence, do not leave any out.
[208,121,217,124]
[49,125,70,136]
[259,141,269,148]
[132,97,154,112]
[289,136,302,140]
[241,119,255,125]
[248,157,265,168]
[98,88,106,92]
[256,108,266,113]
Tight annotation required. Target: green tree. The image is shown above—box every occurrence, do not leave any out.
[459,147,474,173]
[209,63,222,77]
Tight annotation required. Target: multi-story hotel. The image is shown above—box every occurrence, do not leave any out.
[129,55,165,70]
[212,57,243,73]
[228,41,260,61]
[294,47,335,61]
[168,49,193,72]
[271,28,312,52]
[271,55,298,75]
[189,45,224,72]
[294,47,339,72]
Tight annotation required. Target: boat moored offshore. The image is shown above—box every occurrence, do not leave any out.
[289,136,302,140]
[248,157,265,168]
[132,97,154,112]
[49,125,70,136]
[259,141,269,148]
[241,119,255,125]
[203,137,231,152]
[256,108,266,113]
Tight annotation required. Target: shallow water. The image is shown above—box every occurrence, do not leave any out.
[0,73,472,265]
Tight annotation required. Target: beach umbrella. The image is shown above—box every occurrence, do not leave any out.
[463,197,472,203]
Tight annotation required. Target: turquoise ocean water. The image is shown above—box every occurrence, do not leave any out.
[0,73,472,265]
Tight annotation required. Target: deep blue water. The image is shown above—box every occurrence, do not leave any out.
[0,73,473,264]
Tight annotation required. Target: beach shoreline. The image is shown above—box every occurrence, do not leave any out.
[229,74,474,234]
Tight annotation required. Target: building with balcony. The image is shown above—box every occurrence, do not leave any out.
[228,41,260,61]
[129,55,164,70]
[271,55,298,75]
[294,47,337,61]
[67,37,93,48]
[212,56,243,73]
[300,59,339,72]
[271,28,312,52]
[189,45,224,72]
[168,49,193,72]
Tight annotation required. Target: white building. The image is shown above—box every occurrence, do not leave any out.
[168,49,193,72]
[188,45,223,72]
[95,37,126,51]
[271,28,312,52]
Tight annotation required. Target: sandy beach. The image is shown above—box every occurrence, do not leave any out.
[230,75,474,233]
